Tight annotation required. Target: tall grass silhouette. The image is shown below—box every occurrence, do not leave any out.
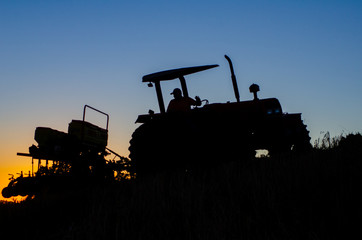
[1,133,361,240]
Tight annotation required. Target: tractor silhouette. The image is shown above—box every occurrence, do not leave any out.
[129,55,311,175]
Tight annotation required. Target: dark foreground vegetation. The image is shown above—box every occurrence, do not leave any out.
[1,133,362,240]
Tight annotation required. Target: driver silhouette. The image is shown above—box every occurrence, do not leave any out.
[167,88,201,113]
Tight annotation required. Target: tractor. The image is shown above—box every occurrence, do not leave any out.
[129,55,311,175]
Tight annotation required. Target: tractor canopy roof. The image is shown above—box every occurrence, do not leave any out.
[142,64,219,82]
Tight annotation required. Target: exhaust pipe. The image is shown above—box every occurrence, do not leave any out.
[225,55,240,102]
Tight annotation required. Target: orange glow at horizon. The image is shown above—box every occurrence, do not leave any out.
[0,164,33,202]
[0,130,38,201]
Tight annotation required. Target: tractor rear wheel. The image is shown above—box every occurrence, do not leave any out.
[129,119,200,176]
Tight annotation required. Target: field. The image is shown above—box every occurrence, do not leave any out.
[1,134,362,240]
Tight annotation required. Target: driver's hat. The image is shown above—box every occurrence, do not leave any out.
[171,88,182,95]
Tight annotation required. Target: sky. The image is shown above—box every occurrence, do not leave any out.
[1,0,361,199]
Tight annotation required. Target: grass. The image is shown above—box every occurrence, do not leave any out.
[1,133,362,240]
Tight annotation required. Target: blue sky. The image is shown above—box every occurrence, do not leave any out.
[1,0,362,176]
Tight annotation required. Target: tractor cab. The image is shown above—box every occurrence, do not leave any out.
[143,64,219,113]
[136,64,219,123]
